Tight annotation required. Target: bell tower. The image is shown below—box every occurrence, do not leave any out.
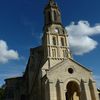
[42,0,72,68]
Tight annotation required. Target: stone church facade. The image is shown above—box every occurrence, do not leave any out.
[5,0,99,100]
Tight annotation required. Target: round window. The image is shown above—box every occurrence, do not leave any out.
[68,68,74,74]
[54,28,59,33]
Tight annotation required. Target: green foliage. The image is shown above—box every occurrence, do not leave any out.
[0,87,5,100]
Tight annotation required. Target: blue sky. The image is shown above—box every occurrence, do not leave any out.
[0,0,100,88]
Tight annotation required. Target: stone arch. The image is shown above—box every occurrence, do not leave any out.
[52,36,56,45]
[63,78,81,100]
[48,11,51,23]
[53,10,57,21]
[61,37,64,46]
[64,78,80,90]
[65,81,80,100]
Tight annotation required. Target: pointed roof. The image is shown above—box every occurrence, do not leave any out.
[49,0,55,4]
[45,0,58,9]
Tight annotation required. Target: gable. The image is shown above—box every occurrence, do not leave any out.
[47,58,92,81]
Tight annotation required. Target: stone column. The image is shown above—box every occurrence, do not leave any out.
[59,81,64,100]
[45,80,50,100]
[56,80,64,100]
[57,34,60,58]
[89,79,99,100]
[81,80,92,100]
[49,80,57,100]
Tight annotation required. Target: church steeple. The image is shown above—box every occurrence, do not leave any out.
[44,0,62,26]
[42,0,72,68]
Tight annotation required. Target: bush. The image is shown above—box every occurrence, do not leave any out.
[0,88,5,100]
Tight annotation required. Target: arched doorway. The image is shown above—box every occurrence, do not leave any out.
[65,81,80,100]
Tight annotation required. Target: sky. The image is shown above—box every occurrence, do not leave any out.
[0,0,100,88]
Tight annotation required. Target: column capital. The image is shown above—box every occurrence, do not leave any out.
[81,79,87,83]
[89,79,96,83]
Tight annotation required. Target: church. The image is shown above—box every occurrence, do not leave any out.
[4,0,99,100]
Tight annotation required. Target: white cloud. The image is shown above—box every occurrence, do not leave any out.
[0,40,19,63]
[66,21,100,55]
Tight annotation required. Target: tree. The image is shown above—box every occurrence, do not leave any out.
[0,87,5,100]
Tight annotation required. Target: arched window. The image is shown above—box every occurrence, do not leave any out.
[63,50,67,57]
[63,30,65,34]
[48,11,51,22]
[52,49,56,57]
[61,38,64,46]
[54,11,57,21]
[54,28,59,33]
[53,37,56,45]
